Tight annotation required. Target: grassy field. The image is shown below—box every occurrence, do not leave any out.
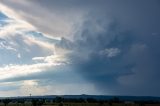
[0,102,160,106]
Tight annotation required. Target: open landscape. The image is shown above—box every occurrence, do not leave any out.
[0,0,160,105]
[0,95,160,106]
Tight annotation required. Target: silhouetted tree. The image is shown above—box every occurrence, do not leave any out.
[112,97,120,103]
[17,99,25,106]
[2,99,11,106]
[37,99,45,106]
[31,99,38,106]
[55,97,63,103]
[86,98,97,103]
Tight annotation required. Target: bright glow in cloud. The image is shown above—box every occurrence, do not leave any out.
[0,8,74,96]
[0,1,86,40]
[0,63,61,81]
[0,3,35,29]
[32,55,69,64]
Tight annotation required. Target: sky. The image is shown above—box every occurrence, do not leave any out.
[0,0,160,97]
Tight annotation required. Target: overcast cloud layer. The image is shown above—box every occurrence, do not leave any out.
[0,0,160,96]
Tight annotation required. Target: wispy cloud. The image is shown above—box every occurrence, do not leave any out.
[0,63,58,81]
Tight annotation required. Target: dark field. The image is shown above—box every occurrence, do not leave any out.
[0,102,160,106]
[0,97,160,106]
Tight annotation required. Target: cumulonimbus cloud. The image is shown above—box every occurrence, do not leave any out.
[0,0,160,96]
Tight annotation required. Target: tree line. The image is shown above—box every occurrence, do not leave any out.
[0,96,159,106]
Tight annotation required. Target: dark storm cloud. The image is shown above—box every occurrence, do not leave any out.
[66,17,137,95]
[57,1,160,95]
[56,17,160,96]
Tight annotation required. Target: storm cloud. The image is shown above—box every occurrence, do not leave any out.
[0,0,160,96]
